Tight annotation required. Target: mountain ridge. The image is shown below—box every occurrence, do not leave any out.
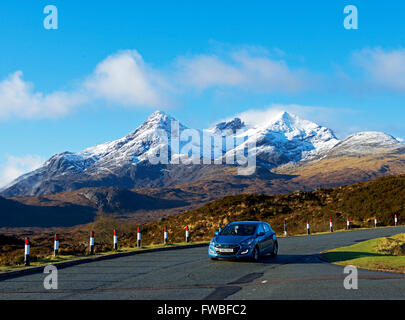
[3,149,405,228]
[1,110,403,198]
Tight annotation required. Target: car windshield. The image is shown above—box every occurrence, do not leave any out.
[220,223,256,236]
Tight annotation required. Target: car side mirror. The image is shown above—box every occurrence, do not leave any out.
[256,232,264,237]
[214,232,218,236]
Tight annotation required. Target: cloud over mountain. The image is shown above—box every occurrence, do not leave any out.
[1,47,405,122]
[176,50,311,92]
[0,48,320,120]
[85,50,170,107]
[354,47,405,92]
[0,71,86,120]
[0,154,45,189]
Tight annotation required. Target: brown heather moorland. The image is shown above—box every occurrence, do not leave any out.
[1,174,405,267]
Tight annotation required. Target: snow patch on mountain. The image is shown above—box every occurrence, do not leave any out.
[324,131,401,157]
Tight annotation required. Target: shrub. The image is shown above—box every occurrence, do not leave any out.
[377,237,405,256]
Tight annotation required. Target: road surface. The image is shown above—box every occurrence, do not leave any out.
[1,227,405,300]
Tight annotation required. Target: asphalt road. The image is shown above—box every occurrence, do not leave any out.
[1,227,405,300]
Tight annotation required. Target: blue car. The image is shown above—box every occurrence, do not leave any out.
[208,221,278,261]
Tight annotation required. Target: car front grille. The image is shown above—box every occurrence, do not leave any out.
[214,244,241,256]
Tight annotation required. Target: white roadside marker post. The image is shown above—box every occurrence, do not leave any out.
[218,224,222,233]
[54,234,59,257]
[89,231,95,255]
[395,214,398,226]
[284,220,287,236]
[186,226,190,243]
[306,220,310,235]
[137,227,141,247]
[330,219,333,232]
[347,218,350,230]
[113,229,118,250]
[374,216,377,228]
[164,226,168,245]
[24,238,30,266]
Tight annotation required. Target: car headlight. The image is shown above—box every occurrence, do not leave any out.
[210,238,216,246]
[240,238,255,247]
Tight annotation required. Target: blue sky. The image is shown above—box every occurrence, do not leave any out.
[1,0,405,186]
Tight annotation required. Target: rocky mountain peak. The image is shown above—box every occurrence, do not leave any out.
[211,117,246,135]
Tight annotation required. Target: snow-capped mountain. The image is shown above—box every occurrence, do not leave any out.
[77,110,189,172]
[216,111,340,166]
[322,131,402,158]
[0,111,189,197]
[1,110,402,197]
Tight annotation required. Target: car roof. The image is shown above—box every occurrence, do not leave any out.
[228,221,262,225]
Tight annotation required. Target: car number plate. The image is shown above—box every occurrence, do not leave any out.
[218,248,234,253]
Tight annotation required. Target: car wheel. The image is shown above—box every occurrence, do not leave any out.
[252,246,260,262]
[270,240,278,257]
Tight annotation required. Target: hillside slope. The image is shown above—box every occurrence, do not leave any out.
[135,175,405,244]
[0,196,95,228]
[5,151,405,228]
[276,150,405,189]
[2,175,405,267]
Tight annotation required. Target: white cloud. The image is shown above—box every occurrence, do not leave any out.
[176,55,245,90]
[231,51,309,92]
[176,50,311,93]
[0,50,170,120]
[354,47,405,92]
[85,50,169,107]
[0,48,325,121]
[0,71,86,120]
[3,47,385,122]
[0,155,45,189]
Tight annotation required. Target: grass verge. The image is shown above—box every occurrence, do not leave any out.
[321,233,405,274]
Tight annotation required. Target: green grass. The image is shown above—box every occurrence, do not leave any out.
[283,224,405,238]
[321,233,405,274]
[0,241,208,273]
